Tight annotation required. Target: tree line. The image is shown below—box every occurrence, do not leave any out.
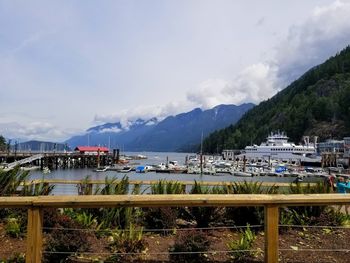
[203,45,350,153]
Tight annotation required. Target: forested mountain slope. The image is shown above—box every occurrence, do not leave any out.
[203,46,350,153]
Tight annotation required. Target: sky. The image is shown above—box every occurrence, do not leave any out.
[1,0,350,142]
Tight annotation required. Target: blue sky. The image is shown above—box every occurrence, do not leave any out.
[1,0,350,141]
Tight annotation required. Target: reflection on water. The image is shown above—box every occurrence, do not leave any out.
[28,152,322,195]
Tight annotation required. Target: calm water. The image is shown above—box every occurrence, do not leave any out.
[28,152,321,195]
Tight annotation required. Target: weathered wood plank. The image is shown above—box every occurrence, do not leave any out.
[25,207,43,263]
[2,194,350,209]
[0,197,35,208]
[26,194,350,208]
[265,205,279,263]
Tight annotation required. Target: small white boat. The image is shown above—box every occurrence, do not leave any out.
[118,166,132,173]
[94,166,109,172]
[233,171,252,177]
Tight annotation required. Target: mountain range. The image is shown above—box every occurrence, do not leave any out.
[203,45,350,153]
[65,103,254,152]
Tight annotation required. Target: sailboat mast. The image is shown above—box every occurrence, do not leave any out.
[200,131,203,176]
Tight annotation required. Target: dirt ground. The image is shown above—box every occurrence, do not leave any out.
[1,225,350,262]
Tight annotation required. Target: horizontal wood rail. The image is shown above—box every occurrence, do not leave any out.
[25,179,317,188]
[3,193,348,263]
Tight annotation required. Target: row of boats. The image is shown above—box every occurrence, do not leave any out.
[96,159,343,181]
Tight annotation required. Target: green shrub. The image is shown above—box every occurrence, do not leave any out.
[77,176,93,195]
[5,217,21,238]
[143,180,183,233]
[224,181,278,226]
[20,182,55,196]
[227,225,256,261]
[0,167,29,196]
[188,181,224,228]
[106,223,145,262]
[151,180,185,194]
[89,176,137,230]
[0,253,25,263]
[285,182,331,225]
[169,229,211,263]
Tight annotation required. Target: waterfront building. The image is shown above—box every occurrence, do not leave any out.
[74,146,109,155]
[344,137,350,157]
[317,139,345,154]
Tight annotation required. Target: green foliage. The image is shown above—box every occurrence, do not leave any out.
[280,182,332,225]
[224,181,279,194]
[0,253,25,263]
[0,167,53,196]
[0,135,6,152]
[288,181,331,194]
[188,181,225,228]
[151,180,185,194]
[170,229,211,263]
[203,46,350,152]
[144,180,184,233]
[225,181,278,226]
[63,209,102,230]
[106,223,145,262]
[89,176,137,229]
[0,167,30,196]
[20,182,55,196]
[227,225,256,261]
[5,217,21,238]
[77,176,93,195]
[94,175,129,195]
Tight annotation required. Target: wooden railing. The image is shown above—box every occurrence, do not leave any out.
[2,193,350,263]
[26,178,317,187]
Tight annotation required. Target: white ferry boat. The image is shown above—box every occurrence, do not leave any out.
[238,132,321,163]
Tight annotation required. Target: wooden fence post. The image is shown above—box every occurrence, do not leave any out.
[26,207,43,263]
[264,205,279,263]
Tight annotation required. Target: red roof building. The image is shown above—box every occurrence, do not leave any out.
[75,146,109,155]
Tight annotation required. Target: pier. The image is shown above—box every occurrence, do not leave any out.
[0,151,115,170]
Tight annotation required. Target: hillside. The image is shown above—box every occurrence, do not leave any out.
[203,46,350,153]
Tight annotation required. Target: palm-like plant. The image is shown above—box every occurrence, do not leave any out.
[0,167,29,196]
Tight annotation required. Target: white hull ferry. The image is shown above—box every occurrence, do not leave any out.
[238,132,321,163]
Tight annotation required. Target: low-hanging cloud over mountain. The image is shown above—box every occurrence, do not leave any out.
[186,0,350,110]
[96,0,350,124]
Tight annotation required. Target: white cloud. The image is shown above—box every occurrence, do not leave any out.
[186,63,279,109]
[0,121,75,142]
[99,127,122,134]
[276,0,350,83]
[185,0,350,109]
[94,100,194,128]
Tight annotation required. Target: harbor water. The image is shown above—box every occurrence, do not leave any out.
[28,152,323,195]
